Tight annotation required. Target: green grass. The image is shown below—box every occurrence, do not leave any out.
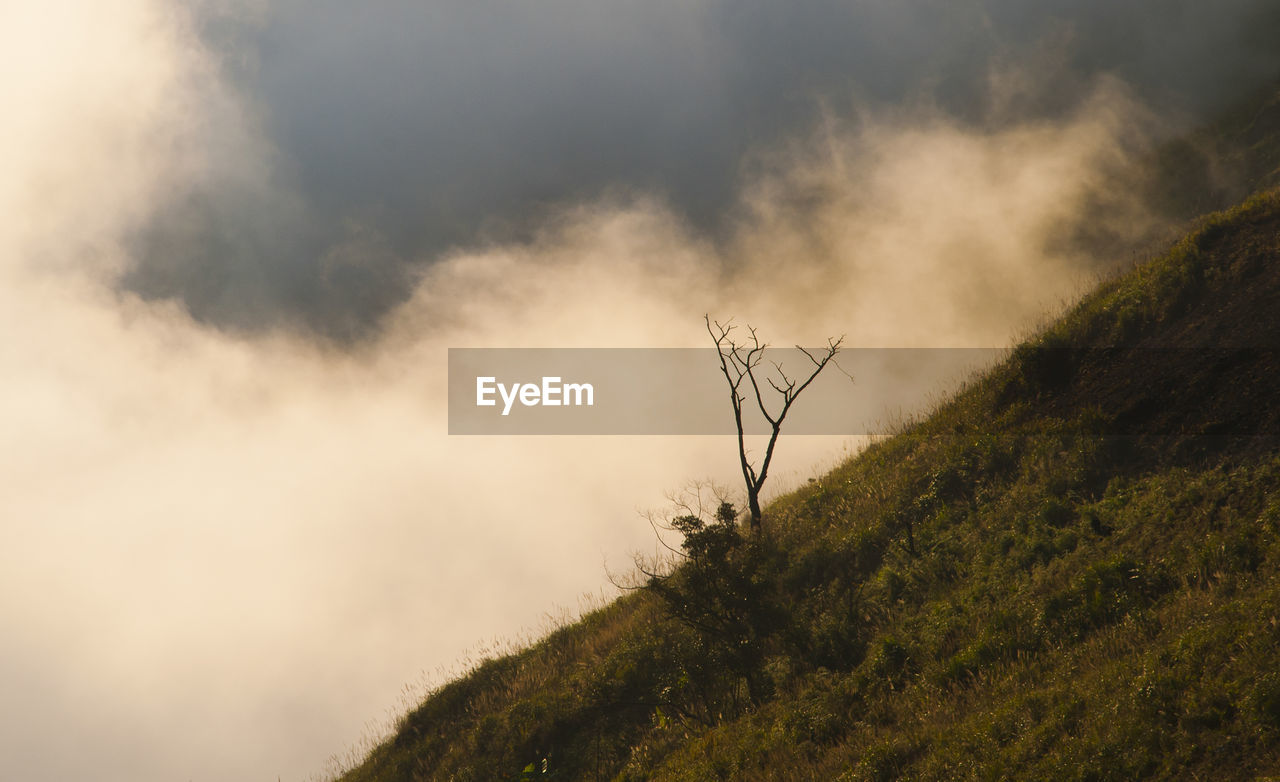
[334,188,1280,780]
[333,79,1280,780]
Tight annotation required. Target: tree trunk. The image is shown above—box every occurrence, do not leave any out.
[747,489,762,535]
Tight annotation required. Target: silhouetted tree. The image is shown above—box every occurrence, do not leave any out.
[706,315,844,534]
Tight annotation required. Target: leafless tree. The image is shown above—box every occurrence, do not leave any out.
[706,315,845,534]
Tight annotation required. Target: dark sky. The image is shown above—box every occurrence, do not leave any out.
[123,0,1280,339]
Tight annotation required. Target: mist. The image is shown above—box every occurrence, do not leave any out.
[2,1,1277,780]
[123,0,1280,337]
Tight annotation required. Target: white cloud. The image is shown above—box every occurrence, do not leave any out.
[0,2,1166,779]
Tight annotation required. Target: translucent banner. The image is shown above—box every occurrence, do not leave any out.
[448,348,1001,435]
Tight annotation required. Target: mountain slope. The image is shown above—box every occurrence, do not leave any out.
[332,81,1280,780]
[334,188,1280,780]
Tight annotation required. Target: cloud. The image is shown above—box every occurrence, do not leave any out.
[117,0,1280,336]
[0,1,1272,780]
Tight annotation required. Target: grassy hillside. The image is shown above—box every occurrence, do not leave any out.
[335,189,1280,780]
[334,85,1280,779]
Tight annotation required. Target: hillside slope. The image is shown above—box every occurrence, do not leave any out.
[335,187,1280,781]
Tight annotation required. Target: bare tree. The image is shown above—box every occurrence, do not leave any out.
[706,315,845,534]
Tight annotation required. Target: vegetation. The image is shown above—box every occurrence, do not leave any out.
[335,87,1280,780]
[336,187,1280,780]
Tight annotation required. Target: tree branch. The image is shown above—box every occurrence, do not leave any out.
[705,315,846,533]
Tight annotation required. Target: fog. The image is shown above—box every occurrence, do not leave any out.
[126,0,1280,337]
[1,1,1275,780]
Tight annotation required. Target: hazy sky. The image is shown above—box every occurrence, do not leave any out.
[2,2,1277,780]
[123,0,1280,338]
